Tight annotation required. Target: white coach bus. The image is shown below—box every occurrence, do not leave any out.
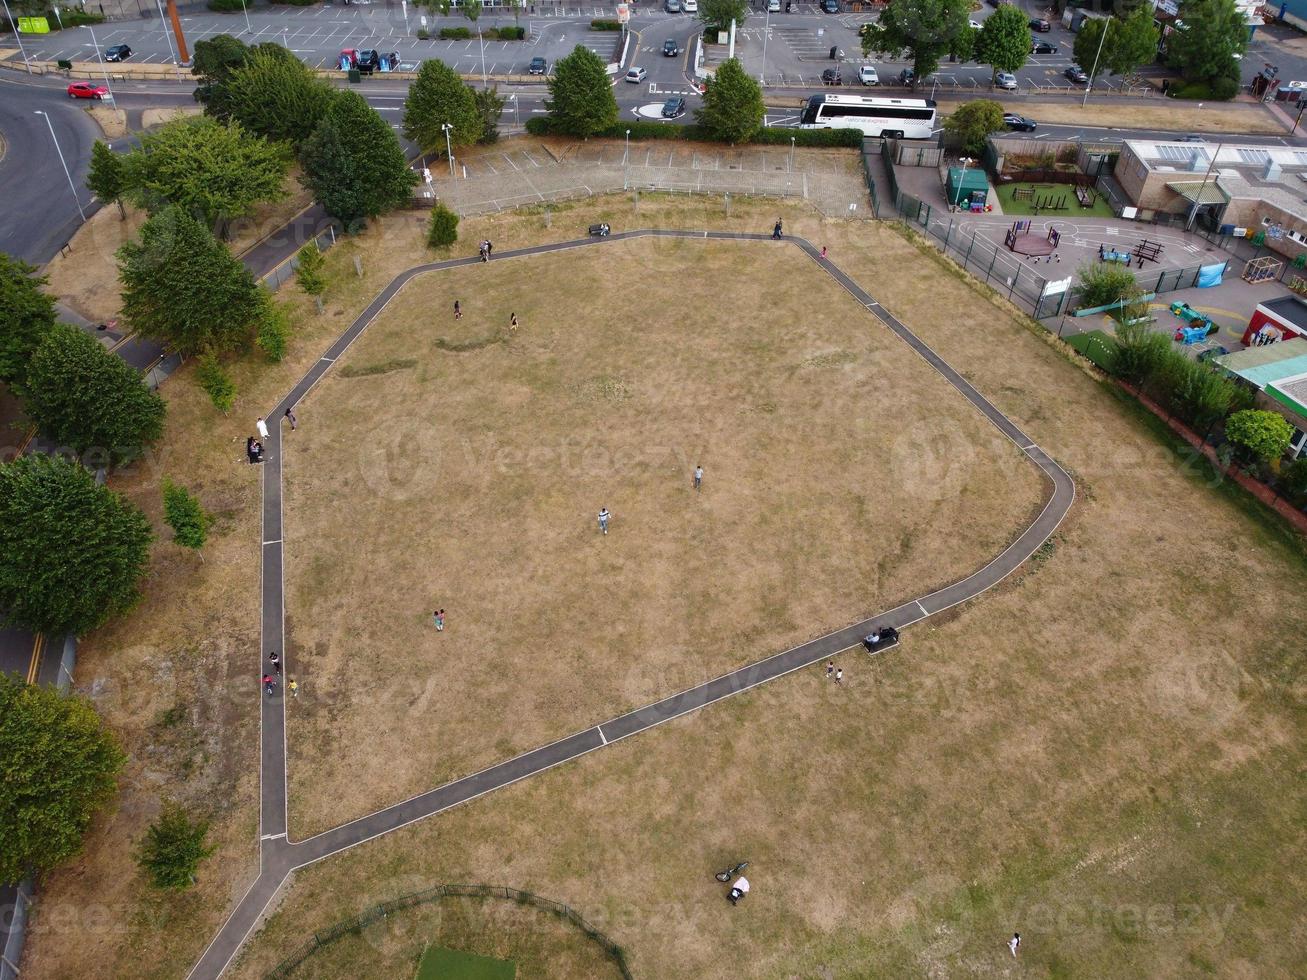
[798,94,937,139]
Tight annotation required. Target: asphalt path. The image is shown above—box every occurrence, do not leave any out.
[185,229,1075,979]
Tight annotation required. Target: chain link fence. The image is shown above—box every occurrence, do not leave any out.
[265,883,633,979]
[261,225,339,292]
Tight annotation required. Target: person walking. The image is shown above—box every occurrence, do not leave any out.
[433,609,445,631]
[834,668,843,686]
[1009,933,1021,958]
[693,465,703,491]
[598,507,610,535]
[256,416,269,441]
[288,678,299,698]
[510,312,518,332]
[284,407,297,431]
[820,245,828,259]
[454,299,462,320]
[268,651,281,675]
[772,218,783,240]
[825,661,834,680]
[263,674,276,697]
[486,240,494,259]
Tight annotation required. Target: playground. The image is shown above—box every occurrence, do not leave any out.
[996,181,1115,219]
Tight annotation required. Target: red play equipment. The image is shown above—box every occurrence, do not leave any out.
[1004,220,1061,256]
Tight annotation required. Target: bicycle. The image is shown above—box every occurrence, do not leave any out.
[715,861,748,882]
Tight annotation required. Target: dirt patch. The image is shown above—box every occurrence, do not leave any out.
[982,100,1284,135]
[85,104,128,140]
[141,105,201,129]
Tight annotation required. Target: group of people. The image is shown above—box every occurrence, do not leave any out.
[245,410,298,464]
[262,651,299,698]
[478,240,495,262]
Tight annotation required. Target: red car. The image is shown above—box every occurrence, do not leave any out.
[67,81,110,100]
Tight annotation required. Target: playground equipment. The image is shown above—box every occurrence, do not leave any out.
[1242,255,1284,284]
[1075,185,1097,208]
[1004,220,1061,256]
[1012,186,1068,210]
[1132,238,1164,267]
[1099,243,1131,264]
[1175,324,1218,344]
[1169,300,1214,332]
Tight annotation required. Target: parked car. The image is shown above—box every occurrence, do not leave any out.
[1197,345,1230,363]
[663,0,681,11]
[626,66,648,83]
[821,67,842,85]
[528,56,547,74]
[338,48,358,68]
[663,38,680,56]
[683,0,697,10]
[821,0,839,11]
[104,44,132,62]
[898,67,915,86]
[968,18,983,28]
[1029,17,1050,31]
[1032,40,1058,54]
[355,49,380,73]
[1176,134,1207,143]
[1003,112,1036,131]
[995,71,1018,90]
[768,0,781,10]
[661,96,687,118]
[858,64,879,86]
[67,81,109,100]
[1065,64,1088,83]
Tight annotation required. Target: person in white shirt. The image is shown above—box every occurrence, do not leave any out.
[256,417,269,440]
[728,876,750,905]
[598,508,610,535]
[1009,932,1021,957]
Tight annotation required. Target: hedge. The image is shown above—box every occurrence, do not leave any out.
[5,8,104,28]
[440,26,472,39]
[525,116,862,148]
[590,18,623,29]
[491,25,526,39]
[208,0,247,11]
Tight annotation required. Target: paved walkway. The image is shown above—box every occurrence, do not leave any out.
[185,230,1076,980]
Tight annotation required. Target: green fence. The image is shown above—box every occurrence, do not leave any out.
[265,883,633,980]
[859,138,881,217]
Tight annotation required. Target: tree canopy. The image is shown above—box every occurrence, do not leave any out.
[1225,409,1294,463]
[403,59,483,156]
[546,46,620,138]
[861,0,973,84]
[1166,0,1246,86]
[300,91,419,227]
[0,674,126,883]
[162,479,212,552]
[699,0,749,33]
[0,253,58,387]
[24,323,166,460]
[136,802,216,889]
[191,34,254,120]
[943,99,1005,156]
[695,57,765,144]
[117,206,265,355]
[86,141,127,219]
[0,454,153,637]
[225,46,338,148]
[975,4,1030,76]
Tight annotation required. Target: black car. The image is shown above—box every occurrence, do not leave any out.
[1064,65,1088,83]
[1003,112,1036,131]
[356,49,380,73]
[1032,40,1058,54]
[821,0,839,11]
[663,38,679,57]
[1197,345,1230,363]
[821,67,842,85]
[105,44,132,62]
[661,96,686,118]
[1029,17,1050,31]
[528,56,547,74]
[898,67,915,86]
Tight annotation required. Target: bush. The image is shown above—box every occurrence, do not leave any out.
[136,802,215,890]
[54,8,105,26]
[195,353,237,413]
[590,18,623,29]
[1209,74,1240,100]
[1108,317,1171,387]
[207,0,247,10]
[490,25,525,39]
[1075,261,1137,310]
[1168,80,1214,100]
[255,299,291,363]
[427,203,459,248]
[416,28,430,39]
[1225,409,1294,464]
[439,26,472,39]
[162,479,212,552]
[524,115,863,148]
[1281,456,1307,500]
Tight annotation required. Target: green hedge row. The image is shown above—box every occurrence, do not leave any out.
[207,0,247,11]
[436,25,524,40]
[525,116,862,148]
[1168,76,1239,101]
[4,8,104,28]
[590,18,623,29]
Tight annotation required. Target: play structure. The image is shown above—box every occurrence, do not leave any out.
[1242,255,1284,284]
[1099,243,1132,264]
[1098,238,1164,268]
[1004,220,1061,256]
[1132,238,1164,267]
[1012,186,1069,211]
[1169,300,1218,345]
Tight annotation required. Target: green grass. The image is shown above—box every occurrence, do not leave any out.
[996,181,1116,219]
[1065,328,1119,370]
[417,945,516,980]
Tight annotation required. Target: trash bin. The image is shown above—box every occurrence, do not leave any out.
[348,68,361,84]
[830,45,838,60]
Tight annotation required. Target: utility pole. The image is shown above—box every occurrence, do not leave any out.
[165,0,190,64]
[1082,17,1110,108]
[0,0,31,73]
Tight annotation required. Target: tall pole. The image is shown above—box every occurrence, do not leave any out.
[442,123,454,176]
[35,111,86,222]
[240,0,252,34]
[789,135,795,172]
[87,26,116,101]
[165,0,190,64]
[1,0,32,74]
[152,0,182,80]
[1185,142,1222,231]
[952,157,972,208]
[1082,17,1110,107]
[760,5,769,85]
[480,29,486,84]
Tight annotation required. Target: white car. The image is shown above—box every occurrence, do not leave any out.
[995,71,1018,90]
[768,0,780,10]
[969,18,982,28]
[683,0,698,10]
[858,64,879,86]
[626,66,648,83]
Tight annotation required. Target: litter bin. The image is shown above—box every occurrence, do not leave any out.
[830,45,838,60]
[348,68,361,84]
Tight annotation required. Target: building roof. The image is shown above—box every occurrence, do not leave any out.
[1215,337,1307,386]
[1258,294,1307,331]
[1125,140,1307,224]
[1166,180,1230,205]
[1268,374,1307,417]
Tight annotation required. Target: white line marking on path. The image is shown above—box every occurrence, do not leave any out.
[263,539,282,546]
[916,600,928,618]
[597,726,608,745]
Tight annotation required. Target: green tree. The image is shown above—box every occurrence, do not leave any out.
[255,296,291,363]
[121,116,289,236]
[942,99,1005,156]
[300,91,419,228]
[0,253,58,386]
[546,46,620,138]
[1076,260,1137,309]
[695,57,765,144]
[1107,4,1161,78]
[1166,0,1246,88]
[1281,456,1307,499]
[225,46,338,148]
[195,352,237,414]
[0,674,126,883]
[191,34,253,120]
[118,207,265,356]
[699,0,748,33]
[403,59,482,157]
[975,4,1030,77]
[1072,18,1111,82]
[24,323,165,460]
[428,203,460,248]
[474,85,506,144]
[295,242,327,297]
[136,801,216,889]
[162,479,212,552]
[1225,409,1293,464]
[861,0,972,84]
[1109,316,1171,388]
[86,141,127,219]
[0,454,153,636]
[462,0,482,27]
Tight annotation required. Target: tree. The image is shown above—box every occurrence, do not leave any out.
[255,296,291,363]
[695,57,765,144]
[1076,260,1137,309]
[1109,317,1171,388]
[86,141,127,220]
[195,353,237,414]
[1166,0,1246,89]
[942,99,1005,156]
[0,674,126,883]
[0,454,153,636]
[1107,4,1161,78]
[428,203,460,248]
[403,59,482,157]
[1281,456,1307,499]
[191,34,252,120]
[699,0,748,33]
[462,0,482,27]
[546,46,619,138]
[24,323,165,460]
[975,4,1030,77]
[1225,409,1293,464]
[162,479,212,553]
[0,253,57,386]
[136,801,216,889]
[295,242,327,297]
[118,207,265,356]
[120,116,289,236]
[300,91,419,228]
[475,86,506,145]
[225,46,337,149]
[861,0,972,84]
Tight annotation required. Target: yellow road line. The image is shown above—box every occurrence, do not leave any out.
[26,634,45,686]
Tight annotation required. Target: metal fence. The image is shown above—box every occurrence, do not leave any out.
[859,139,882,217]
[265,883,633,980]
[261,224,339,292]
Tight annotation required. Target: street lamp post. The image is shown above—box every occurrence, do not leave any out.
[1082,18,1110,108]
[1185,142,1223,232]
[760,5,770,85]
[35,111,86,222]
[624,128,631,188]
[789,135,795,172]
[151,0,183,80]
[0,0,31,73]
[441,122,454,176]
[952,156,974,209]
[239,0,252,35]
[86,26,116,102]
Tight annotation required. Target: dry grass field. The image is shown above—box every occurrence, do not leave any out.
[281,235,1042,832]
[940,99,1285,135]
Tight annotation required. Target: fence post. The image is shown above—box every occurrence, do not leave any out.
[964,229,977,265]
[985,244,998,284]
